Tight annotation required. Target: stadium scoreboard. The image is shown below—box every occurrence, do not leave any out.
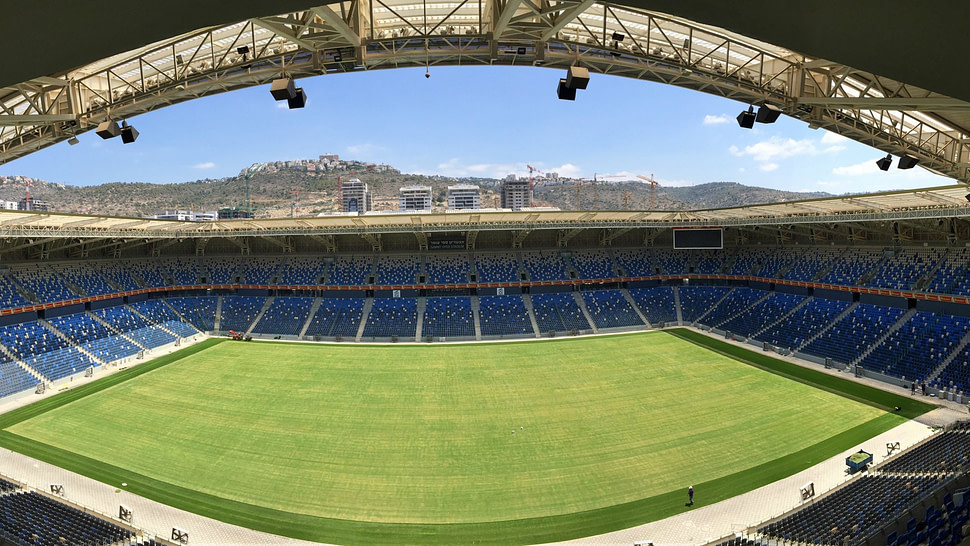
[673,227,723,249]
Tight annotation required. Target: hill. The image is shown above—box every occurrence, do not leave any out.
[0,159,829,218]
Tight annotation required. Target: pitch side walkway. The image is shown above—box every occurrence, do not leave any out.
[0,329,966,546]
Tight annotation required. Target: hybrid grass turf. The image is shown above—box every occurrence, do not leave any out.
[0,331,929,544]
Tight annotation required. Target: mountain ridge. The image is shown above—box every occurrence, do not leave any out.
[0,157,831,217]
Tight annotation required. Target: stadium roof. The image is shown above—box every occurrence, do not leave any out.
[1,184,967,241]
[3,2,970,184]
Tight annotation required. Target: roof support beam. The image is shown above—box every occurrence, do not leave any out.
[310,4,360,44]
[540,0,597,42]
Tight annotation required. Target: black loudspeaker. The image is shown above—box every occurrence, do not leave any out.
[756,104,781,123]
[120,124,139,144]
[557,79,576,101]
[96,120,120,139]
[270,78,296,101]
[287,88,307,109]
[565,66,589,90]
[736,109,755,128]
[897,155,919,169]
[876,155,892,171]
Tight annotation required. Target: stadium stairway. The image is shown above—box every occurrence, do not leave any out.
[519,294,542,338]
[126,304,188,340]
[673,286,684,325]
[928,329,970,384]
[795,301,859,352]
[914,247,950,291]
[850,308,917,367]
[469,296,483,340]
[160,299,203,336]
[712,290,774,332]
[213,297,223,332]
[0,346,46,388]
[244,297,275,337]
[415,296,426,341]
[621,288,652,327]
[355,298,374,342]
[692,287,736,325]
[750,294,813,341]
[88,310,148,352]
[571,292,598,334]
[39,318,106,367]
[298,297,324,339]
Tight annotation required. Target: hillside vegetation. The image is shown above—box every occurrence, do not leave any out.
[0,159,829,218]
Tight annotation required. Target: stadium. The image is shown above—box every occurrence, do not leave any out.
[1,2,970,546]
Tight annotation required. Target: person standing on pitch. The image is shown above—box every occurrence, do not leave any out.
[688,485,694,506]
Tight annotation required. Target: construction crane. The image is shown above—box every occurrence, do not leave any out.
[637,174,660,210]
[526,164,544,206]
[591,173,627,210]
[623,192,633,210]
[289,189,301,217]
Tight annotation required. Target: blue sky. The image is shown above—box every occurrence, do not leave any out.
[0,65,949,195]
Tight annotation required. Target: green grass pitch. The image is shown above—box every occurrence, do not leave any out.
[0,330,931,544]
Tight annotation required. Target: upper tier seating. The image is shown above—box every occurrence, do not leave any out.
[521,251,569,281]
[570,250,616,280]
[11,264,76,303]
[375,255,421,285]
[473,253,520,282]
[426,254,469,284]
[866,248,945,290]
[329,255,373,285]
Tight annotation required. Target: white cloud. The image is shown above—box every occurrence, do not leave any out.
[759,163,779,172]
[345,143,383,156]
[703,114,729,125]
[820,131,849,145]
[192,162,215,169]
[730,137,822,162]
[659,179,700,187]
[832,160,878,176]
[433,160,584,180]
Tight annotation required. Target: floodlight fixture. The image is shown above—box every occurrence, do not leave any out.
[565,65,589,90]
[270,77,297,101]
[876,153,892,171]
[333,52,342,62]
[557,78,576,101]
[897,155,920,169]
[120,121,139,144]
[965,193,970,202]
[96,120,120,139]
[516,46,526,55]
[287,88,307,109]
[756,104,782,124]
[67,137,79,146]
[736,106,755,129]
